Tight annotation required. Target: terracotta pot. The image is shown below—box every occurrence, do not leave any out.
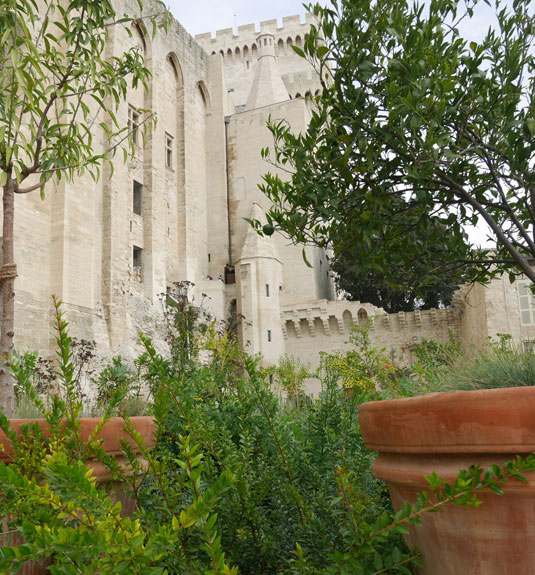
[0,416,156,575]
[359,387,535,575]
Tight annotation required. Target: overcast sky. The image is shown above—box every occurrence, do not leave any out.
[166,1,326,37]
[166,0,499,40]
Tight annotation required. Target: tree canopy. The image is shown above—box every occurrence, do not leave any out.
[258,0,535,290]
[332,236,464,313]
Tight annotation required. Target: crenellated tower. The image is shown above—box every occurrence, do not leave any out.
[195,15,322,111]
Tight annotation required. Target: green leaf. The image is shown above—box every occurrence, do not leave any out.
[292,45,305,58]
[302,248,313,268]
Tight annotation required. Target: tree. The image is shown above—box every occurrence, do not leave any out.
[0,0,170,413]
[332,220,466,312]
[258,0,535,297]
[332,246,462,313]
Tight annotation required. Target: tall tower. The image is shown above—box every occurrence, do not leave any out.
[236,204,284,365]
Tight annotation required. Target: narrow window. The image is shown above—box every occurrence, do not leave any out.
[208,253,211,263]
[128,106,140,145]
[133,245,142,268]
[267,330,272,342]
[269,374,273,384]
[165,133,173,168]
[524,340,535,352]
[133,180,143,216]
[518,280,535,325]
[265,284,270,297]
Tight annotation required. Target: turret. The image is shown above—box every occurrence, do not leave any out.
[245,30,289,110]
[235,204,285,365]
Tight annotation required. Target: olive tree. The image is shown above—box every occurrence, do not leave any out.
[0,0,170,413]
[258,0,535,294]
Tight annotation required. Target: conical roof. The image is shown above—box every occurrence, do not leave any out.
[245,31,289,110]
[239,203,280,262]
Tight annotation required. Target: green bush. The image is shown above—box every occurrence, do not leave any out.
[1,292,533,574]
[415,337,535,392]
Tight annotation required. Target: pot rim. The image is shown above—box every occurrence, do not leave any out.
[359,386,535,453]
[0,416,156,461]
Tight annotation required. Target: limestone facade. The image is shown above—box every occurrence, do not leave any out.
[6,1,535,390]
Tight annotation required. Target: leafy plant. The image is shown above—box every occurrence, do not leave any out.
[0,299,236,574]
[415,338,535,392]
[257,0,535,298]
[3,295,535,574]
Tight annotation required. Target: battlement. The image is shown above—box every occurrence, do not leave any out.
[281,299,463,368]
[195,13,315,52]
[280,299,461,340]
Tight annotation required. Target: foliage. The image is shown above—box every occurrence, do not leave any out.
[271,354,312,406]
[3,297,535,573]
[332,242,463,313]
[412,336,535,393]
[257,0,535,292]
[0,0,170,189]
[11,330,145,417]
[0,298,236,574]
[318,321,398,399]
[93,355,146,416]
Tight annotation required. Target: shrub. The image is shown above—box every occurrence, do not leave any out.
[2,295,533,574]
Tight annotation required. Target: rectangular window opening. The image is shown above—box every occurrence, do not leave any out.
[265,283,270,297]
[518,280,535,325]
[165,133,173,168]
[128,106,140,145]
[133,180,143,216]
[267,329,272,342]
[523,340,535,353]
[133,245,142,268]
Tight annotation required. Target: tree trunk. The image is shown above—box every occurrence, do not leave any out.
[0,180,15,415]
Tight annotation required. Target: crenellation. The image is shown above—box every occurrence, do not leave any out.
[282,15,303,27]
[260,19,279,30]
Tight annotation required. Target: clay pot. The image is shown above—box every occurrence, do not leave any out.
[0,416,156,575]
[359,387,535,575]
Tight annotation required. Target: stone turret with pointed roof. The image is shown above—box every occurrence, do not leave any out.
[245,29,290,110]
[239,203,281,262]
[236,203,284,365]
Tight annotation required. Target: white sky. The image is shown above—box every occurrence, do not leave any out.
[166,1,326,37]
[166,0,498,39]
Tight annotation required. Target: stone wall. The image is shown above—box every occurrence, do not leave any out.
[282,299,462,394]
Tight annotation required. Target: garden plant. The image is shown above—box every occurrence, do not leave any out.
[1,289,534,574]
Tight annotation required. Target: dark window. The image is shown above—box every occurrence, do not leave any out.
[267,330,272,342]
[133,245,142,268]
[266,284,270,297]
[133,180,143,215]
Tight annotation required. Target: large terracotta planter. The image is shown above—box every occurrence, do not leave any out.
[359,387,535,575]
[0,416,156,575]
